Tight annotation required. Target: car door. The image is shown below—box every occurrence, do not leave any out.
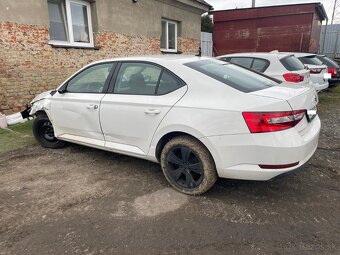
[50,62,115,147]
[100,61,187,156]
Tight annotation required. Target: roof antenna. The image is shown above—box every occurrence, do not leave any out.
[196,47,202,57]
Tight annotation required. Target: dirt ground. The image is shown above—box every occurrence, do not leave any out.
[0,89,339,255]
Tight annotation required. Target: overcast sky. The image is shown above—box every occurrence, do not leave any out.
[204,0,336,22]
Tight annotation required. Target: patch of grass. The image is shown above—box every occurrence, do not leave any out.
[0,120,36,154]
[317,85,340,111]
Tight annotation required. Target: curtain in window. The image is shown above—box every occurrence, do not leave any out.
[47,0,68,41]
[70,3,90,43]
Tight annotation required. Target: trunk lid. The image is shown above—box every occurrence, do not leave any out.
[251,85,318,133]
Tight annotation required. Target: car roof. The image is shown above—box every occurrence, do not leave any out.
[89,55,211,65]
[286,52,317,58]
[217,52,293,59]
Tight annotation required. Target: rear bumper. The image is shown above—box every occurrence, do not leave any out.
[328,77,340,85]
[201,116,321,181]
[314,81,329,92]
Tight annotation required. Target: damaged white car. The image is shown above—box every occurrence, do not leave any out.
[22,56,320,195]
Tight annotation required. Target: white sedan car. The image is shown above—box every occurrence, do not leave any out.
[22,56,321,195]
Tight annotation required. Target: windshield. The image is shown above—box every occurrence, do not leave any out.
[298,56,323,66]
[184,59,277,93]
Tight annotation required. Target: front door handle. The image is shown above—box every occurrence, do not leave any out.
[144,109,161,115]
[87,104,98,110]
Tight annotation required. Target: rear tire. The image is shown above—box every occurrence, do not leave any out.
[160,136,217,195]
[32,114,66,149]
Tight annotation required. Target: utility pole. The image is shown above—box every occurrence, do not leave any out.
[331,0,339,24]
[252,0,255,8]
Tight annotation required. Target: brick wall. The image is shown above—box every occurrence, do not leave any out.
[0,22,200,114]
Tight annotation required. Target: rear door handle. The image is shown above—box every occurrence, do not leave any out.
[144,109,161,115]
[87,104,98,110]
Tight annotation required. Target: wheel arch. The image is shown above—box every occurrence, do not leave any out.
[154,131,219,169]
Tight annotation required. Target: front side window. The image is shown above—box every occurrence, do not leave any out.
[185,59,277,93]
[67,63,113,93]
[47,0,93,47]
[161,20,177,52]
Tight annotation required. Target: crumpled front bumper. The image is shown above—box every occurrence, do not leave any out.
[20,105,32,119]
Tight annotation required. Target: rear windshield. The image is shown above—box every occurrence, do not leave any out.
[184,59,277,93]
[316,56,339,68]
[280,56,305,71]
[298,56,323,65]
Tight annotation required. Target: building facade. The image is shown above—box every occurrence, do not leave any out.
[0,0,210,114]
[211,3,327,56]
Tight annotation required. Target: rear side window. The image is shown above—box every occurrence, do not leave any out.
[252,59,269,72]
[157,71,184,95]
[114,62,161,95]
[230,57,253,68]
[298,57,323,66]
[184,59,277,93]
[280,56,305,71]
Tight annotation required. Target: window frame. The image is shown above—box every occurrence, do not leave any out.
[161,19,178,53]
[48,0,94,48]
[108,61,186,96]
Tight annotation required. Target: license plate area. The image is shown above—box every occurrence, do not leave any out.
[306,107,317,122]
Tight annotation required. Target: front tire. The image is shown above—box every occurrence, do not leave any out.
[160,136,217,195]
[32,114,66,149]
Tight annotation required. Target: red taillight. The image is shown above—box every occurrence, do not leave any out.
[328,68,337,77]
[242,110,306,133]
[309,68,322,74]
[283,73,304,83]
[283,73,305,83]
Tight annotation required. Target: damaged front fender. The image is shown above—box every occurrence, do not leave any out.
[21,90,54,119]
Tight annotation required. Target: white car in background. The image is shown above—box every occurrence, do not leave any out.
[293,53,329,92]
[21,56,320,195]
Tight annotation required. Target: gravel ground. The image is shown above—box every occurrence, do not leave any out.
[0,88,339,255]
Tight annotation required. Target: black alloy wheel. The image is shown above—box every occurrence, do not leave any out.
[160,136,217,195]
[166,146,204,189]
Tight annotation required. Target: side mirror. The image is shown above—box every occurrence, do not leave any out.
[58,88,66,94]
[58,84,67,94]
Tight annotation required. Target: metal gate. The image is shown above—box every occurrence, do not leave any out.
[319,24,340,59]
[201,32,213,57]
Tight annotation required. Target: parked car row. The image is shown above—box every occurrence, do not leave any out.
[22,55,321,195]
[217,51,339,92]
